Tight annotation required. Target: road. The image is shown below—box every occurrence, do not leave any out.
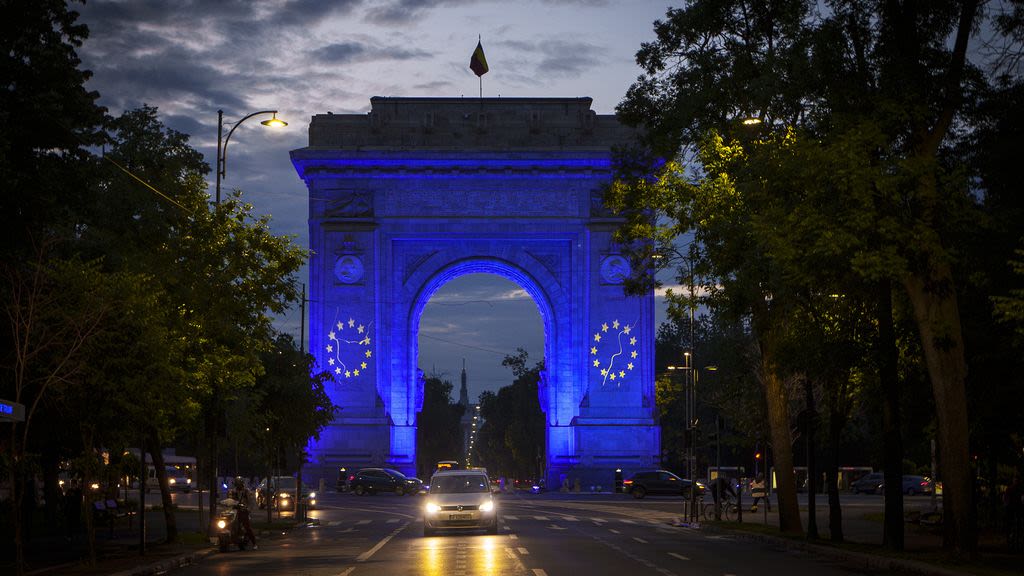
[169,489,908,576]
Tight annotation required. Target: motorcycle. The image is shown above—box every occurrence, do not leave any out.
[212,498,250,552]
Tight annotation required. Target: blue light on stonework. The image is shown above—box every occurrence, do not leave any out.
[291,156,613,179]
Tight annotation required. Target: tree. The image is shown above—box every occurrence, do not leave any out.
[415,375,465,478]
[475,349,545,480]
[613,0,1015,555]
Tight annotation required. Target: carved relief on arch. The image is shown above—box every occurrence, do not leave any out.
[525,250,561,278]
[402,250,439,283]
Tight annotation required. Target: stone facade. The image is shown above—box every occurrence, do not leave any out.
[291,97,660,489]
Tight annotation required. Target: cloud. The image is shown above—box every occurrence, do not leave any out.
[310,41,431,64]
[364,0,476,25]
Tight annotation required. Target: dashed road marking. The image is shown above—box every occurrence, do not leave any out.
[356,522,408,563]
[533,570,548,576]
[336,567,356,576]
[386,518,399,523]
[548,524,566,530]
[609,529,621,534]
[504,515,519,520]
[668,552,690,561]
[633,537,649,544]
[591,518,606,523]
[509,533,518,540]
[621,519,636,524]
[533,515,550,520]
[356,519,371,525]
[517,547,530,555]
[562,515,579,521]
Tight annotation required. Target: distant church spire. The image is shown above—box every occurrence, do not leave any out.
[459,358,469,406]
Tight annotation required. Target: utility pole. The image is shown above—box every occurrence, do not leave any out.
[297,283,306,523]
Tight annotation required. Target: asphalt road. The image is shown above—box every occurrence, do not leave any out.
[168,490,908,576]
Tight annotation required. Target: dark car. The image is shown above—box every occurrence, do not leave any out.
[623,470,705,499]
[350,467,422,496]
[256,476,317,510]
[851,472,884,494]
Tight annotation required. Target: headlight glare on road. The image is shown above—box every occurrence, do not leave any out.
[217,519,227,530]
[425,502,441,513]
[479,500,494,512]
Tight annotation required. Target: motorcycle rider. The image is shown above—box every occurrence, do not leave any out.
[228,476,257,549]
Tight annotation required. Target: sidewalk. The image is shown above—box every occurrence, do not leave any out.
[691,497,1019,576]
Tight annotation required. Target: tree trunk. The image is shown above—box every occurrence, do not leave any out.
[903,262,974,558]
[878,279,904,551]
[148,439,178,543]
[804,379,818,540]
[760,339,803,534]
[826,403,844,542]
[11,424,25,576]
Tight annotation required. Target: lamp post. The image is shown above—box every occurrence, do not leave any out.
[215,109,287,204]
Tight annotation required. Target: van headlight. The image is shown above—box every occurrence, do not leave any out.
[278,492,290,500]
[479,500,494,512]
[425,502,441,514]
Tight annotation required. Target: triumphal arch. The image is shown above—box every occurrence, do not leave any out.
[291,97,659,488]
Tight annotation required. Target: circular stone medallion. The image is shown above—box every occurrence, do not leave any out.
[334,255,364,284]
[600,255,630,284]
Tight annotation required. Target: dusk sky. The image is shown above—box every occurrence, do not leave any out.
[74,0,682,400]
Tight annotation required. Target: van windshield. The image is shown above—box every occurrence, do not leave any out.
[430,474,488,494]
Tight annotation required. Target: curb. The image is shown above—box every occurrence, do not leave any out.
[700,524,972,576]
[108,548,217,576]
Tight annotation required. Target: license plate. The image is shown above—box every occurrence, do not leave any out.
[449,513,473,520]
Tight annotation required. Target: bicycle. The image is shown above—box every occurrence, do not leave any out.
[701,495,737,522]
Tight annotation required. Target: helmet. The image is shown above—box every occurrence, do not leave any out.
[234,476,245,489]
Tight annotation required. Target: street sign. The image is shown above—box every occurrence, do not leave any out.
[0,398,25,422]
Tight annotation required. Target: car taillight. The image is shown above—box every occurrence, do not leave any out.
[623,479,633,485]
[349,475,355,481]
[920,481,928,486]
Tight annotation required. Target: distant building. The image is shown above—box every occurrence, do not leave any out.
[458,360,480,466]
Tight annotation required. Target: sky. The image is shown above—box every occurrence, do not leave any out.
[73,0,681,401]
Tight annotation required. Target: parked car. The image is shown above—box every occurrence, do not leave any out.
[850,472,884,494]
[256,476,317,510]
[874,474,936,495]
[350,468,423,496]
[622,470,705,499]
[422,469,498,536]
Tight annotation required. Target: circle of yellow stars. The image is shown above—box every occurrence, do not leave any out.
[590,319,638,387]
[326,317,373,380]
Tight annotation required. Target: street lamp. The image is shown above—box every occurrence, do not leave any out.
[215,109,287,204]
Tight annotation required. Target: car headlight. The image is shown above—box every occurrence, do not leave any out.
[425,502,441,513]
[216,519,227,529]
[278,492,290,499]
[695,482,706,490]
[309,491,316,499]
[479,500,494,512]
[169,478,176,485]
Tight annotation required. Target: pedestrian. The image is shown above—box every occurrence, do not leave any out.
[229,477,257,549]
[1004,472,1023,549]
[710,476,736,508]
[751,473,770,512]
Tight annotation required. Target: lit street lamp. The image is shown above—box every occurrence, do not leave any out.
[215,109,287,204]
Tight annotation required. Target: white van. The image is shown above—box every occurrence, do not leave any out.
[146,465,193,493]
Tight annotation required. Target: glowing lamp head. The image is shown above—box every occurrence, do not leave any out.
[260,113,287,128]
[216,519,227,530]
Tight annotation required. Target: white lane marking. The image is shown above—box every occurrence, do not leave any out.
[591,518,606,523]
[385,518,399,523]
[609,529,621,534]
[533,570,548,576]
[504,515,520,520]
[517,547,530,555]
[505,547,518,560]
[547,524,566,530]
[336,567,356,576]
[621,519,636,524]
[633,537,649,544]
[668,552,690,561]
[533,515,550,520]
[562,515,579,521]
[356,522,408,563]
[509,533,518,540]
[356,519,371,525]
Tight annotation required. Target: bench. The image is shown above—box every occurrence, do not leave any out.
[92,499,135,535]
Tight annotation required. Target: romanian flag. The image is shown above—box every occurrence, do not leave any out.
[470,39,489,77]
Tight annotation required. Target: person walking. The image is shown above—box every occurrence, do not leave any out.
[229,477,257,549]
[751,473,770,512]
